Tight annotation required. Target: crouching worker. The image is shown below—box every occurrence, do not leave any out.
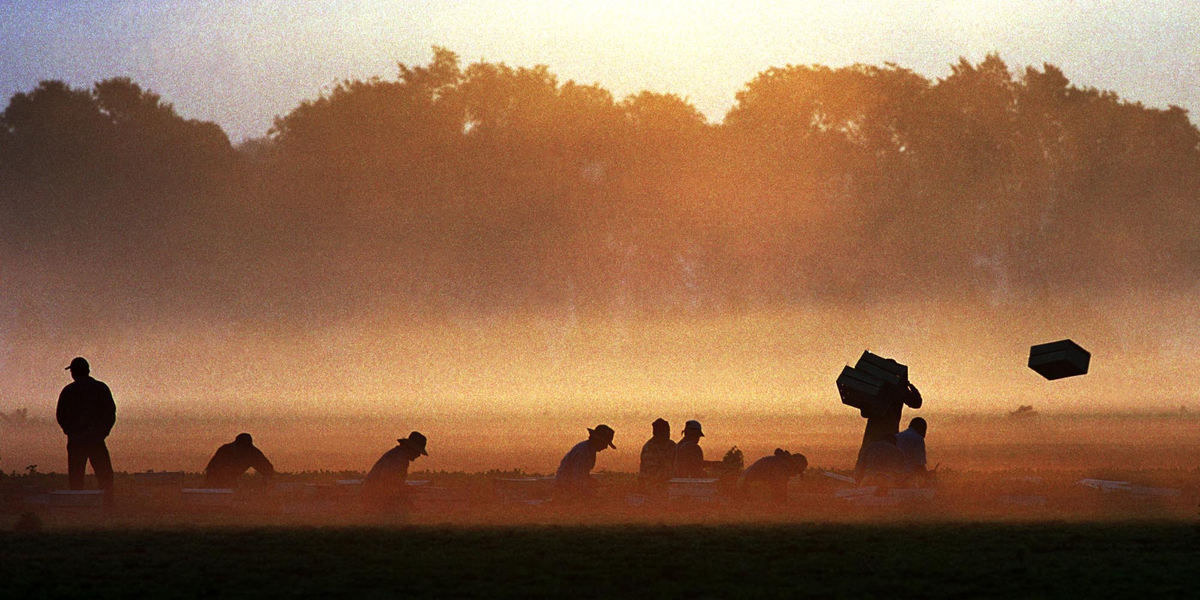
[555,424,616,502]
[737,449,808,504]
[362,431,428,509]
[204,433,275,488]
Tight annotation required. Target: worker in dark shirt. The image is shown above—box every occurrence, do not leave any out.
[55,357,116,502]
[204,433,275,487]
[854,381,922,480]
[895,417,928,475]
[672,420,722,479]
[738,449,808,504]
[638,418,675,494]
[362,431,428,508]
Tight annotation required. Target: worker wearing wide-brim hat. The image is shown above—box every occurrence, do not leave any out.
[363,431,429,508]
[555,424,616,500]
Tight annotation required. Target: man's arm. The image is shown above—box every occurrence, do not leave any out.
[904,383,923,409]
[250,447,275,478]
[99,382,116,436]
[55,387,71,435]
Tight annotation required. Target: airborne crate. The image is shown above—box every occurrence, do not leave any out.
[1028,339,1090,380]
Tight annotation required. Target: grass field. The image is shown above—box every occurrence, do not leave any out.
[2,468,1199,598]
[3,522,1199,598]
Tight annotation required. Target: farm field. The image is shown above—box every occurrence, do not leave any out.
[3,413,1198,597]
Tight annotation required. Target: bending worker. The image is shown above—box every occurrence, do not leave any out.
[555,424,616,500]
[204,433,275,487]
[362,431,429,508]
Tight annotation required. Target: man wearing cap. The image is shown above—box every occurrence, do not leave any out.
[638,418,675,494]
[672,420,721,479]
[55,357,116,501]
[362,431,428,508]
[555,424,615,500]
[204,433,276,487]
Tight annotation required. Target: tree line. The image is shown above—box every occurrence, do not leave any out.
[3,48,1198,325]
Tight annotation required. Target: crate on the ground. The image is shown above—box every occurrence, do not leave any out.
[133,471,185,485]
[49,490,105,507]
[410,485,471,511]
[181,488,235,507]
[668,478,720,502]
[494,477,555,504]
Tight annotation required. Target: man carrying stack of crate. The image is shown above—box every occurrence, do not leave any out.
[836,351,924,482]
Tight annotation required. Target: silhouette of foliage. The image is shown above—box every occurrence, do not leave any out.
[3,48,1198,325]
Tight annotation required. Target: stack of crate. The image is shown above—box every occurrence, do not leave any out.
[836,351,908,415]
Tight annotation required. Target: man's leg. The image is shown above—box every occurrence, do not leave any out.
[66,439,87,490]
[90,440,114,491]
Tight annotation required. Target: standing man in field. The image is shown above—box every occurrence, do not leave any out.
[638,418,675,494]
[56,357,116,503]
[555,424,616,501]
[362,431,428,508]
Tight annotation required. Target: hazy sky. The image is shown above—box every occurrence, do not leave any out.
[2,1,1197,142]
[4,1,1200,421]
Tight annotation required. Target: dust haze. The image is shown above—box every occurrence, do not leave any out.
[3,51,1200,478]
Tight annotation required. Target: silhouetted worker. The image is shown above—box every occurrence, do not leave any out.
[672,420,722,478]
[895,417,928,476]
[362,431,428,508]
[855,440,905,484]
[555,424,616,500]
[738,449,808,504]
[55,357,116,502]
[855,418,929,485]
[638,418,675,493]
[854,381,922,480]
[204,433,275,488]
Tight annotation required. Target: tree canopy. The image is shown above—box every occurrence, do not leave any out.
[3,49,1198,324]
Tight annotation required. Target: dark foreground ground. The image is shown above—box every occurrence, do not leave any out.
[3,522,1198,599]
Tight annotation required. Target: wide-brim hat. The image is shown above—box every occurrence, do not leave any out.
[588,424,616,449]
[399,431,429,456]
